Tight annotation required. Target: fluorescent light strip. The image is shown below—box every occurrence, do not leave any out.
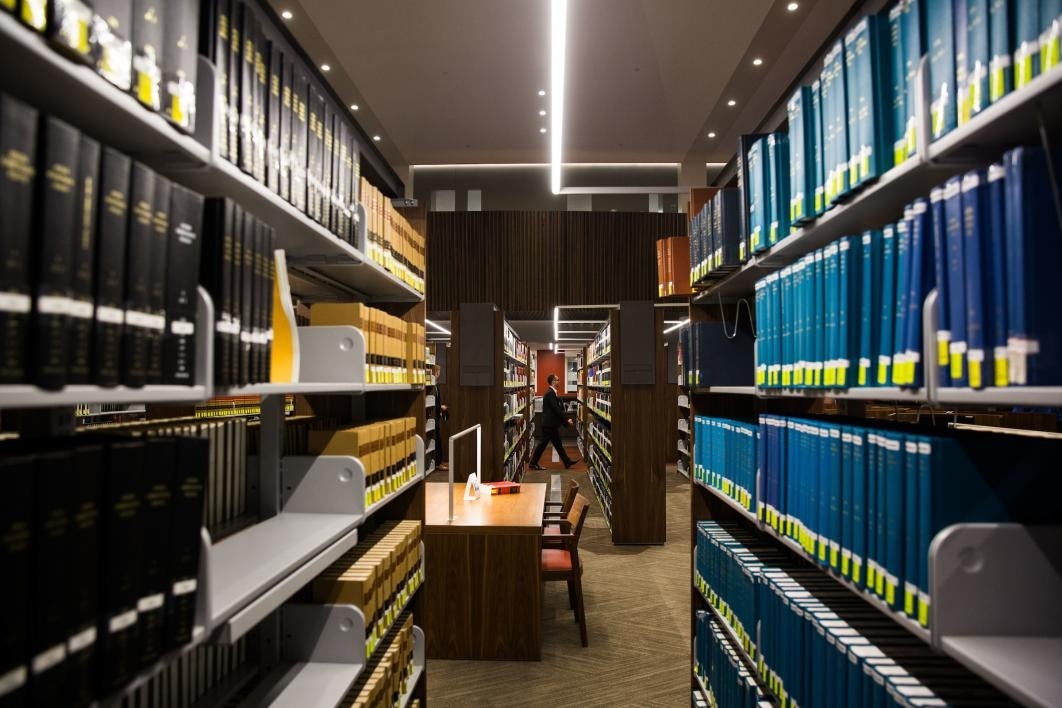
[425,318,451,335]
[553,306,560,342]
[412,162,680,169]
[662,318,691,334]
[550,0,567,194]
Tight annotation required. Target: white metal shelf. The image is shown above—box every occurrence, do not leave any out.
[694,478,758,525]
[756,386,926,401]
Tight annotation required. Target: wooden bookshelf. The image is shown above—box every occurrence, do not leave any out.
[579,304,667,544]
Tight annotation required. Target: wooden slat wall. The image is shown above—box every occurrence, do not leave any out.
[427,211,688,311]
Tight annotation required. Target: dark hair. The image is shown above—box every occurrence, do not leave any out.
[547,374,558,385]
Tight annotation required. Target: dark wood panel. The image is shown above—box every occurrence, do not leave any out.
[423,530,542,660]
[427,211,687,311]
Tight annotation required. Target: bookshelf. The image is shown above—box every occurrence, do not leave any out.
[0,3,430,705]
[577,304,667,544]
[685,6,1062,706]
[443,305,533,483]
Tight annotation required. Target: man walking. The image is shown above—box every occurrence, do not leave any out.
[529,374,581,470]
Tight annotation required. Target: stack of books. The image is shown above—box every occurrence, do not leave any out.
[656,235,692,296]
[309,303,427,385]
[309,419,420,507]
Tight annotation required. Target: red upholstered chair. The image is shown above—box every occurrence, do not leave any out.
[543,479,580,537]
[541,494,590,647]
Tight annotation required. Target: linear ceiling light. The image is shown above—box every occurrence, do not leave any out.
[550,0,567,194]
[425,319,451,335]
[553,306,560,341]
[662,318,691,334]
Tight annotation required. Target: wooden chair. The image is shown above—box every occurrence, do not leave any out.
[543,479,580,534]
[541,493,590,647]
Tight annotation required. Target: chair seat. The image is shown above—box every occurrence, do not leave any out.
[541,548,573,572]
[543,524,561,535]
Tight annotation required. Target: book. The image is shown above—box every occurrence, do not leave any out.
[91,0,134,90]
[280,52,294,202]
[929,185,952,386]
[1014,0,1040,88]
[903,198,932,387]
[168,436,208,648]
[136,439,175,664]
[237,0,254,174]
[736,133,768,261]
[989,0,1014,102]
[483,481,521,495]
[810,79,825,215]
[163,185,204,385]
[68,136,101,385]
[877,224,897,385]
[145,175,171,385]
[887,3,908,167]
[267,42,282,194]
[961,170,991,389]
[31,115,81,390]
[985,162,1009,387]
[49,0,95,61]
[0,455,34,707]
[207,0,230,158]
[67,444,104,708]
[0,95,38,385]
[943,176,968,386]
[93,148,131,388]
[131,0,164,110]
[122,162,157,388]
[1044,0,1062,71]
[766,133,790,246]
[954,0,970,128]
[966,0,991,119]
[926,0,957,139]
[227,0,241,163]
[788,87,810,223]
[162,0,198,131]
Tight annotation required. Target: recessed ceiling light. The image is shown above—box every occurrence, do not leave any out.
[372,135,381,141]
[538,89,547,96]
[727,99,736,106]
[281,10,293,20]
[539,127,548,133]
[753,58,763,66]
[787,2,799,10]
[321,64,331,72]
[707,132,717,138]
[350,104,359,111]
[539,109,547,116]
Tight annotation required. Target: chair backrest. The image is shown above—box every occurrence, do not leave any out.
[561,479,580,514]
[566,494,591,545]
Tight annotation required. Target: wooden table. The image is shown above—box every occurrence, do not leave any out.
[423,481,546,661]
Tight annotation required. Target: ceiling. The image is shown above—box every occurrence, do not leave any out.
[268,0,859,178]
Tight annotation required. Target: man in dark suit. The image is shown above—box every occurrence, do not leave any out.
[529,374,581,470]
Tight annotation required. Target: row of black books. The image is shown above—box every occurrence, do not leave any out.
[0,434,208,707]
[200,198,276,388]
[0,93,204,391]
[118,633,251,708]
[203,0,362,245]
[695,521,1011,708]
[3,0,200,131]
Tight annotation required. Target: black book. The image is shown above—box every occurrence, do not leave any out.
[48,0,96,64]
[290,66,308,213]
[91,0,134,91]
[312,89,326,224]
[19,0,46,30]
[239,209,254,385]
[163,185,204,385]
[305,83,319,222]
[279,52,293,202]
[204,0,230,157]
[162,0,199,132]
[226,0,241,164]
[255,220,270,382]
[167,436,208,648]
[67,136,101,385]
[29,450,73,706]
[253,15,267,184]
[137,438,175,665]
[67,444,104,708]
[97,440,144,692]
[247,220,260,383]
[237,0,254,174]
[130,0,164,110]
[0,455,34,708]
[0,95,38,385]
[349,128,360,235]
[92,148,131,388]
[334,118,346,239]
[31,116,80,391]
[200,199,233,386]
[121,163,156,388]
[145,175,171,385]
[266,42,282,194]
[322,101,334,230]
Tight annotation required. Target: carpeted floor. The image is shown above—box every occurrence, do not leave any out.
[428,457,691,708]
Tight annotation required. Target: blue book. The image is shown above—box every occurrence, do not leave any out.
[954,0,970,127]
[822,40,849,207]
[875,434,890,600]
[864,433,879,593]
[747,138,768,255]
[877,225,897,385]
[986,162,1009,387]
[887,3,908,167]
[883,432,905,609]
[781,266,794,388]
[926,0,957,139]
[892,211,912,385]
[838,236,861,388]
[826,425,843,570]
[787,87,815,225]
[902,0,926,158]
[989,0,1014,102]
[1044,0,1061,72]
[847,14,892,187]
[904,197,933,388]
[930,185,952,386]
[793,257,807,387]
[961,170,991,389]
[944,176,969,386]
[967,0,991,119]
[717,189,743,271]
[755,279,768,387]
[1004,145,1062,385]
[844,21,864,192]
[736,133,769,262]
[903,437,922,620]
[812,250,826,387]
[824,242,840,387]
[770,273,783,387]
[858,230,882,386]
[767,133,791,245]
[911,436,932,623]
[840,428,854,577]
[810,79,826,216]
[1014,0,1041,88]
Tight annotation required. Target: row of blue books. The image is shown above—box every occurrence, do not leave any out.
[741,1,1062,264]
[689,189,742,284]
[696,521,1011,708]
[754,143,1062,391]
[758,414,1057,627]
[694,612,770,708]
[692,417,757,515]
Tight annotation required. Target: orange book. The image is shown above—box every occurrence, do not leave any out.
[664,237,674,295]
[671,235,692,295]
[655,239,665,297]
